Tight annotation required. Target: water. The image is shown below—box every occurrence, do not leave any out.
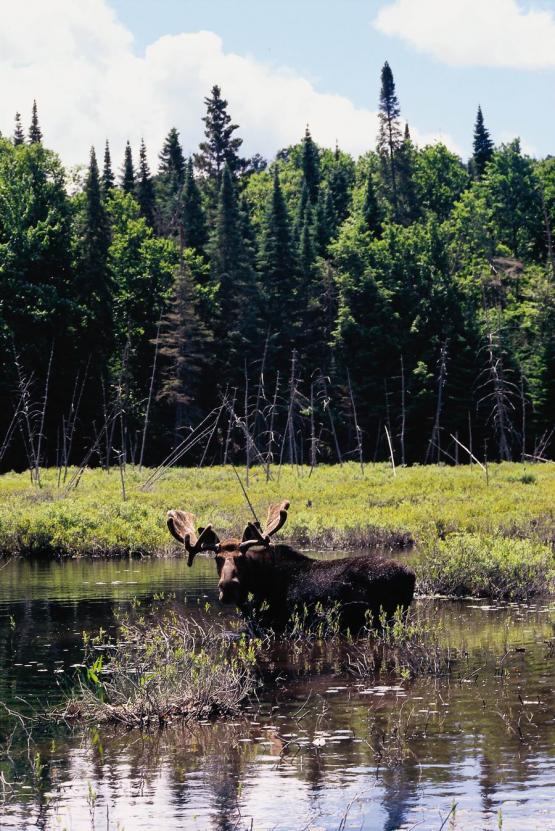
[1,556,555,830]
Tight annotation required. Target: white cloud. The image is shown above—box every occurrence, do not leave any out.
[0,0,459,168]
[374,0,555,69]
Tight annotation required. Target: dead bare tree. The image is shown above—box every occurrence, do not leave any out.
[347,369,364,475]
[139,322,161,470]
[425,339,449,464]
[478,331,516,461]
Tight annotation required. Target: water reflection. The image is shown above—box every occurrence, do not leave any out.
[1,557,555,829]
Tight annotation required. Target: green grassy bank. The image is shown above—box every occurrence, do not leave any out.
[1,462,555,598]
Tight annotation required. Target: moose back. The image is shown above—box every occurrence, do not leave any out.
[167,500,416,630]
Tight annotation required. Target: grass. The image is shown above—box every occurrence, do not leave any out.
[62,610,259,726]
[1,462,555,598]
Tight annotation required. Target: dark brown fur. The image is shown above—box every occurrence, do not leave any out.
[215,542,416,630]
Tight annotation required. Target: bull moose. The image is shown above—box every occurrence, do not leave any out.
[166,501,415,631]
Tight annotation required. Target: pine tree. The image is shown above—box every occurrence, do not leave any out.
[159,128,185,192]
[194,85,244,183]
[299,204,316,280]
[472,106,494,178]
[136,139,156,227]
[377,61,403,221]
[362,170,382,235]
[102,140,115,194]
[121,141,135,194]
[28,100,42,144]
[181,158,207,254]
[13,113,25,146]
[301,125,320,203]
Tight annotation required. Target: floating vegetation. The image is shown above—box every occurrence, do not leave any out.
[61,612,260,727]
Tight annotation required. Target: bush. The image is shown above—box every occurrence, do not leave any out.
[416,533,555,600]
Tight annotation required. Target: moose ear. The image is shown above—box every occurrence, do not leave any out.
[242,521,262,543]
[265,500,290,537]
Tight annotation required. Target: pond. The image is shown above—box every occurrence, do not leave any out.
[1,555,555,831]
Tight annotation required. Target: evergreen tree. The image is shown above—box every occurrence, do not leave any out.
[157,265,213,431]
[328,144,352,224]
[13,113,24,146]
[377,61,403,220]
[472,106,494,178]
[181,158,207,254]
[301,125,320,203]
[397,123,419,224]
[313,189,332,255]
[28,100,42,144]
[136,139,156,227]
[79,148,112,357]
[299,204,316,280]
[195,85,244,183]
[362,170,383,235]
[159,128,185,192]
[121,140,135,194]
[259,169,298,357]
[102,140,115,194]
[209,164,256,364]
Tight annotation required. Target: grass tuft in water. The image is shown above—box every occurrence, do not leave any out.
[62,612,260,727]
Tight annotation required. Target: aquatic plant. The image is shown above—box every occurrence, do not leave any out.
[63,612,260,726]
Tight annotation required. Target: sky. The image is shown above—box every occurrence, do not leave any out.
[2,0,555,168]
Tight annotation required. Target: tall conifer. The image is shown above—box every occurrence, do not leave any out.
[102,140,115,194]
[301,125,320,203]
[159,128,185,193]
[121,141,135,194]
[472,106,494,178]
[377,61,402,220]
[181,158,207,254]
[28,100,42,144]
[195,85,244,183]
[13,113,25,146]
[136,139,156,227]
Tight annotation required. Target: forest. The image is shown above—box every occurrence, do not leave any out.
[2,61,555,473]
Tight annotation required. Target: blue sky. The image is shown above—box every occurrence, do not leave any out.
[3,0,555,165]
[109,0,555,159]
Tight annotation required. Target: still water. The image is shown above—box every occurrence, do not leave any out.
[1,555,555,831]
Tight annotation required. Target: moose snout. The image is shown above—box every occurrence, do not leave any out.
[218,576,241,604]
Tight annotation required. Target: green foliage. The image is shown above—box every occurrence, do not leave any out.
[417,533,554,601]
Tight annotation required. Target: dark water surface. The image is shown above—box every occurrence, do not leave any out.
[1,556,555,831]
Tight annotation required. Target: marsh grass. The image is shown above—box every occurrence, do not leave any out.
[417,534,555,600]
[2,461,555,599]
[62,611,260,727]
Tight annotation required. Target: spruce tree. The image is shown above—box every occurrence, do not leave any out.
[313,189,332,255]
[299,204,316,280]
[181,158,207,254]
[377,61,403,220]
[13,113,25,146]
[28,100,42,144]
[102,140,115,194]
[159,128,185,192]
[194,85,244,183]
[301,125,320,203]
[121,141,135,194]
[472,106,494,178]
[136,139,156,227]
[363,170,382,235]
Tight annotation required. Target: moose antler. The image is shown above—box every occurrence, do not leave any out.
[167,509,220,566]
[239,500,290,552]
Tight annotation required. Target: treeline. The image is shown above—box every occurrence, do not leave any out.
[2,63,555,473]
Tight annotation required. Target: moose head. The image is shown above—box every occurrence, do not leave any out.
[167,500,290,604]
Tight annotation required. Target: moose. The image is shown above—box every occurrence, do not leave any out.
[166,501,416,631]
